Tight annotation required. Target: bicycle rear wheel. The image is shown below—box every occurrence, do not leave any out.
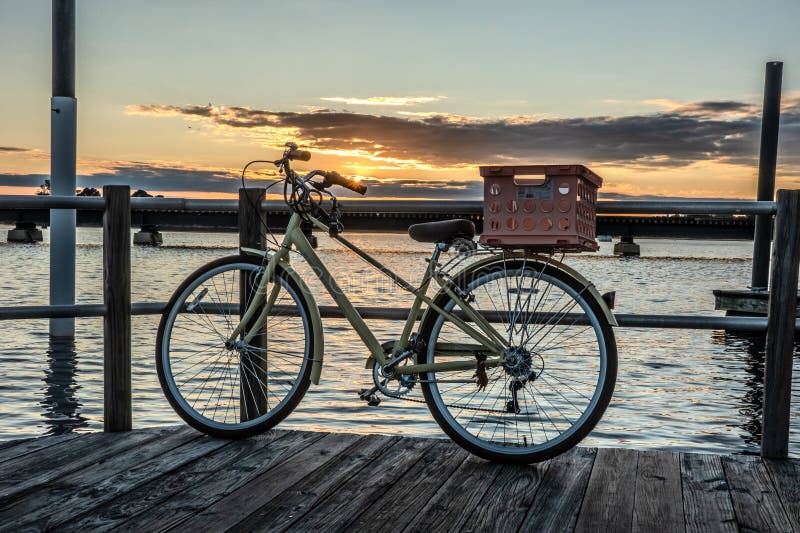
[156,255,313,438]
[419,256,616,463]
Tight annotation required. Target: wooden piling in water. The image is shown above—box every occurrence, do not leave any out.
[103,185,132,432]
[761,189,800,458]
[238,188,268,421]
[751,61,784,290]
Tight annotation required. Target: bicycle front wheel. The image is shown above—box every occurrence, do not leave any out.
[156,255,313,438]
[419,257,617,463]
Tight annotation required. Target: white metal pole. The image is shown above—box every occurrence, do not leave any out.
[49,97,76,337]
[49,0,76,337]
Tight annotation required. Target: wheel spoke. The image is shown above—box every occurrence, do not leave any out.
[158,258,311,435]
[424,261,615,460]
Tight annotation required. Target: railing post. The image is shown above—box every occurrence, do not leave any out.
[103,185,132,432]
[751,61,783,290]
[761,189,800,458]
[238,188,267,421]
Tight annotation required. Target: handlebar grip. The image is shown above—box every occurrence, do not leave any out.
[323,171,368,195]
[287,149,311,161]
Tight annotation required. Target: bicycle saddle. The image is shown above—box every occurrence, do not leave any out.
[407,219,476,244]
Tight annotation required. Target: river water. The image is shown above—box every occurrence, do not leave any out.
[1,227,798,456]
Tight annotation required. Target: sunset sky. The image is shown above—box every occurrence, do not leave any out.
[1,0,799,200]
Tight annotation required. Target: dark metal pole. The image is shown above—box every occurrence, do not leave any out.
[751,61,783,290]
[52,0,75,98]
[49,0,77,337]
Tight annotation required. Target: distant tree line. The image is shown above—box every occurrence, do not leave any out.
[35,180,163,198]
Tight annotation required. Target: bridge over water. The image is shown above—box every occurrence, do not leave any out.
[0,199,756,240]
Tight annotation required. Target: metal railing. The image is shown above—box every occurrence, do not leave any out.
[1,302,791,334]
[0,194,779,215]
[0,190,798,458]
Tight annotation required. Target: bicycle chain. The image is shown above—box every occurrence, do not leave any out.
[380,387,512,415]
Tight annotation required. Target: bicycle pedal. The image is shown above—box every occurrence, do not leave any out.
[358,389,382,406]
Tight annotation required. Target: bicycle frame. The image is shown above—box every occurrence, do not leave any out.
[226,211,508,378]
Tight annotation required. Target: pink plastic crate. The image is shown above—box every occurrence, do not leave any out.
[479,165,602,252]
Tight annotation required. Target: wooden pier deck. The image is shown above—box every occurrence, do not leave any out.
[1,427,799,532]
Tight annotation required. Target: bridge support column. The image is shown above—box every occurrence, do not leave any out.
[7,221,44,243]
[133,224,162,246]
[614,235,640,257]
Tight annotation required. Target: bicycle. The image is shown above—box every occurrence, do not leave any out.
[156,142,618,463]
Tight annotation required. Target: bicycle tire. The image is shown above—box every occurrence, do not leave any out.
[156,255,314,438]
[418,256,617,463]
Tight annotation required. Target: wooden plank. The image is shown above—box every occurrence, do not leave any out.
[0,428,213,530]
[403,454,504,533]
[463,459,550,533]
[229,435,400,532]
[11,428,800,533]
[632,450,685,533]
[290,435,438,533]
[346,440,470,533]
[0,436,32,451]
[721,454,793,532]
[762,189,800,458]
[574,447,639,533]
[0,426,183,503]
[60,431,289,532]
[681,453,737,533]
[115,430,325,532]
[0,433,80,464]
[764,458,800,532]
[166,432,360,531]
[520,447,596,533]
[103,184,132,432]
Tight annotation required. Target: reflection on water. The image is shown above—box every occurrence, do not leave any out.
[39,337,88,435]
[711,331,764,452]
[711,331,800,454]
[3,229,800,456]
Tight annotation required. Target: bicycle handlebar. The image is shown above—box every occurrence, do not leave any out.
[322,170,368,195]
[287,149,311,161]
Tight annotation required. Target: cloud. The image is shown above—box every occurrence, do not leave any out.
[343,177,482,199]
[0,164,483,199]
[642,98,758,118]
[0,146,30,153]
[0,160,251,195]
[128,95,800,174]
[319,96,446,106]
